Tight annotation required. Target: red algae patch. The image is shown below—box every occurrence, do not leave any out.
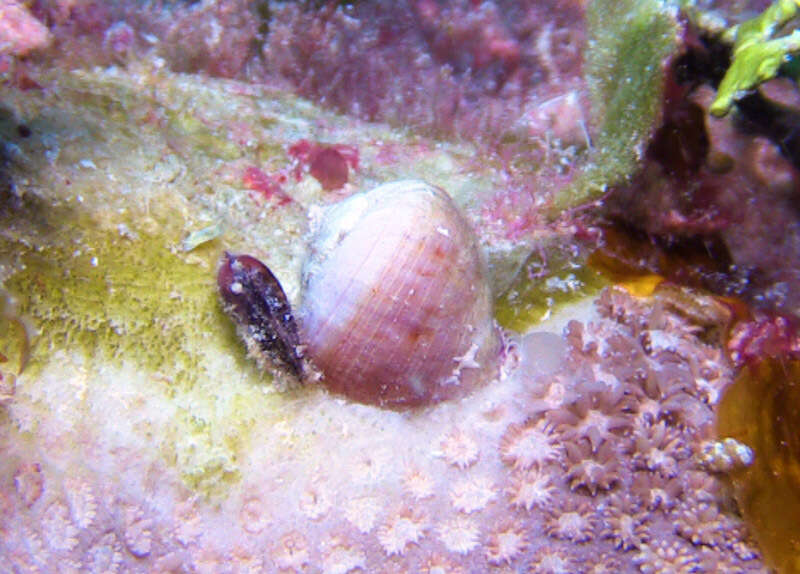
[288,139,359,192]
[309,147,349,191]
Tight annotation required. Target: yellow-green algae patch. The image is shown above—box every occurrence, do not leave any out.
[2,225,231,389]
[0,204,290,497]
[495,242,607,332]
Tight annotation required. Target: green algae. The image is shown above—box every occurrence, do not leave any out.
[708,0,800,117]
[494,244,607,332]
[1,229,231,390]
[550,0,679,215]
[0,66,296,394]
[0,205,288,498]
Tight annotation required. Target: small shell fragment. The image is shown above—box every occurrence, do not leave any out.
[182,222,223,252]
[697,438,755,473]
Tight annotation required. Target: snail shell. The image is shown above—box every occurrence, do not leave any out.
[300,180,501,407]
[217,252,305,382]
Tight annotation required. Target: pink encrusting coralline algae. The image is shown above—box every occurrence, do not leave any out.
[0,1,50,57]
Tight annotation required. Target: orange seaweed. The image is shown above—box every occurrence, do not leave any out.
[717,358,800,573]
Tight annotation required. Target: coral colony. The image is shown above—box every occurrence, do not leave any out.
[2,0,800,572]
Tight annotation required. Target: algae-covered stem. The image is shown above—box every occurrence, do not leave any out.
[546,0,680,217]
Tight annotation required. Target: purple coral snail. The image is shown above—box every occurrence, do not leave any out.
[218,180,502,408]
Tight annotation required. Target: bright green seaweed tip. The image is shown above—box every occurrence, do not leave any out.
[710,0,800,117]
